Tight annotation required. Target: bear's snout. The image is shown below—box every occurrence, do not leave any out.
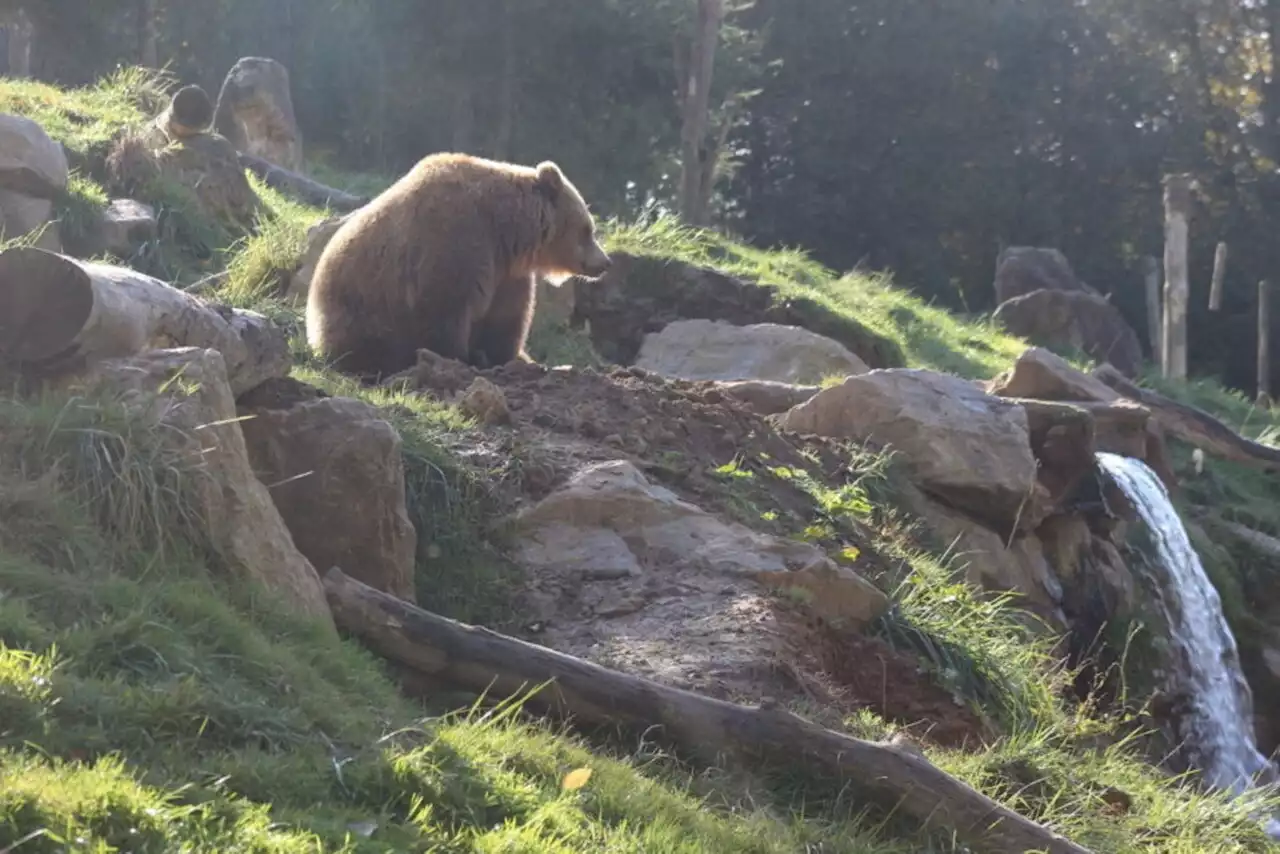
[583,249,612,278]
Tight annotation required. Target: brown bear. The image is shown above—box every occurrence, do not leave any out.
[305,152,612,380]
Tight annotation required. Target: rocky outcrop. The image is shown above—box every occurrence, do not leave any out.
[239,392,417,603]
[988,346,1118,402]
[516,460,888,628]
[511,459,890,704]
[89,199,157,257]
[779,368,1046,535]
[0,112,68,252]
[635,319,870,385]
[993,246,1097,304]
[214,57,303,171]
[77,348,332,626]
[989,348,1176,488]
[108,84,263,235]
[994,289,1145,378]
[905,487,1065,624]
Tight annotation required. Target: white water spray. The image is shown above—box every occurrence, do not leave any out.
[1097,452,1279,833]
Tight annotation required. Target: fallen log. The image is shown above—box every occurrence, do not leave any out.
[239,152,368,213]
[322,567,1092,854]
[0,246,288,396]
[1094,365,1280,471]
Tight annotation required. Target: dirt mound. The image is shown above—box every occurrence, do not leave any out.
[385,352,991,744]
[393,354,879,554]
[568,252,906,371]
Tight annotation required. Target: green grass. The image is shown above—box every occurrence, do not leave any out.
[5,66,1280,853]
[603,216,1034,379]
[0,66,168,171]
[0,387,931,853]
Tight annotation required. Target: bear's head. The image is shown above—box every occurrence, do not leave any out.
[533,161,612,280]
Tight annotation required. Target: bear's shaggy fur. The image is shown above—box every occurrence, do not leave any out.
[305,152,612,380]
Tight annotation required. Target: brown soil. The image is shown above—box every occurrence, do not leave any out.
[775,604,993,749]
[386,351,993,747]
[392,352,886,569]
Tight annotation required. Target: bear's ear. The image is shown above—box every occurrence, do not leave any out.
[534,161,565,199]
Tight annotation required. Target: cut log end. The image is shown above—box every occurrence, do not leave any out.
[0,246,94,362]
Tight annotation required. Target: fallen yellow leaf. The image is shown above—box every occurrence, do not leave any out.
[561,767,593,791]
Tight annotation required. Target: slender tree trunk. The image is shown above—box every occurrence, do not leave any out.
[678,0,725,226]
[1263,0,1280,163]
[7,7,32,78]
[138,0,159,68]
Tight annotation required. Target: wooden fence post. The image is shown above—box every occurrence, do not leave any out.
[1260,280,1272,408]
[1162,174,1194,380]
[1209,241,1228,311]
[1143,255,1162,358]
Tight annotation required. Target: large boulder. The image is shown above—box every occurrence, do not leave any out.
[993,246,1098,304]
[76,348,332,626]
[214,57,303,171]
[0,113,68,252]
[239,387,417,603]
[285,213,347,303]
[990,347,1177,489]
[635,318,870,385]
[516,460,888,628]
[88,199,157,258]
[110,84,263,234]
[988,346,1119,403]
[994,288,1145,378]
[779,368,1046,535]
[906,487,1065,624]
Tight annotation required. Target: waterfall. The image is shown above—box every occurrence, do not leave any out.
[1097,452,1278,828]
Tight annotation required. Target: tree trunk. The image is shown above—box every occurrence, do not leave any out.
[1094,364,1280,471]
[238,152,369,212]
[678,0,725,226]
[322,567,1094,854]
[7,7,32,78]
[0,247,289,395]
[1262,0,1280,163]
[137,0,158,68]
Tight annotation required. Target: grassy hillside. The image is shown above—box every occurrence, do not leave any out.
[3,69,1280,853]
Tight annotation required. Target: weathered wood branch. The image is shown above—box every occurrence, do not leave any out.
[323,567,1092,854]
[1094,364,1280,471]
[0,246,288,395]
[239,152,368,213]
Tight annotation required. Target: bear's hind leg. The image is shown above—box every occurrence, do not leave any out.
[420,303,475,364]
[471,274,536,366]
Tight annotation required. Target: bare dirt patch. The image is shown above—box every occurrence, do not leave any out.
[381,353,985,741]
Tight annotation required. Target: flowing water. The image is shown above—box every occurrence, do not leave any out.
[1096,452,1279,833]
